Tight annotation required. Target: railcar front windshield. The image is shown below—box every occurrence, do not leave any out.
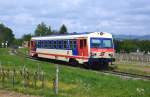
[91,38,113,48]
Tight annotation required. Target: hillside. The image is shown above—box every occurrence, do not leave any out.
[0,48,150,97]
[114,35,150,40]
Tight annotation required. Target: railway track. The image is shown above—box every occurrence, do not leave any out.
[14,49,150,80]
[102,70,150,80]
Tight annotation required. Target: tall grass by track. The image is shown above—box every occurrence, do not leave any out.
[115,61,150,76]
[0,48,150,97]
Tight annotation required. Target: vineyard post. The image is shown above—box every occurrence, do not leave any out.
[2,67,5,87]
[23,65,26,88]
[0,62,2,82]
[54,64,59,95]
[34,71,37,88]
[26,69,29,87]
[12,68,16,88]
[41,71,44,88]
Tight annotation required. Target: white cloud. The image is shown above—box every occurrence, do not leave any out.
[0,0,150,38]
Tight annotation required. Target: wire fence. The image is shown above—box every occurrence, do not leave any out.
[0,66,45,88]
[0,64,59,95]
[115,53,150,64]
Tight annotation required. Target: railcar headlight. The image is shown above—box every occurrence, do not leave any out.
[90,52,93,56]
[109,53,113,57]
[90,52,96,56]
[99,52,105,56]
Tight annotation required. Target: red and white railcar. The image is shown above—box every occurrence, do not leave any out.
[30,32,115,68]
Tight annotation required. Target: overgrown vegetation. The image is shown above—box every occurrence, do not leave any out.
[0,23,15,47]
[115,61,150,76]
[0,22,68,47]
[0,48,150,97]
[114,39,150,53]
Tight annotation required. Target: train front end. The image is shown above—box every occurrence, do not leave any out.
[88,32,115,68]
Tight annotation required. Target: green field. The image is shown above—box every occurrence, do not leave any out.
[0,48,150,97]
[115,61,150,76]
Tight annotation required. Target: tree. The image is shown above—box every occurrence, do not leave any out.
[138,40,150,53]
[46,26,53,35]
[0,23,15,47]
[13,38,23,47]
[34,22,48,36]
[52,30,59,35]
[22,34,32,41]
[59,24,67,34]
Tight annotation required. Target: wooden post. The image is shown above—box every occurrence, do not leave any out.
[12,68,16,88]
[37,64,41,80]
[0,63,2,85]
[23,66,27,87]
[7,68,10,78]
[55,64,59,95]
[26,70,29,87]
[34,71,37,88]
[2,68,5,87]
[41,71,44,88]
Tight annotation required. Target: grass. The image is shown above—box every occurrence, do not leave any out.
[0,48,150,97]
[115,61,150,76]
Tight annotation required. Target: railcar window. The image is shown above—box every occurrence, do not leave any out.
[47,41,49,48]
[80,40,83,49]
[63,40,67,49]
[51,41,54,49]
[61,40,63,49]
[70,40,73,49]
[37,41,39,48]
[44,41,46,48]
[91,39,101,48]
[41,41,44,48]
[43,41,45,48]
[91,38,112,48]
[58,40,62,49]
[84,39,86,47]
[45,40,48,48]
[49,41,52,48]
[35,41,38,47]
[39,41,41,48]
[102,39,112,48]
[54,41,56,49]
[73,40,77,48]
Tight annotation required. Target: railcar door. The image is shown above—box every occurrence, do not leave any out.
[78,39,88,56]
[30,40,36,51]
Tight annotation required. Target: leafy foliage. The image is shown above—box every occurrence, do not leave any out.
[34,22,59,36]
[114,39,150,53]
[12,38,23,47]
[0,23,15,47]
[59,24,67,34]
[22,34,32,41]
[34,22,68,36]
[34,22,48,36]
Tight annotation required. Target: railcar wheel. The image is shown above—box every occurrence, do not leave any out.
[84,62,92,69]
[87,62,99,70]
[69,59,79,66]
[100,62,109,70]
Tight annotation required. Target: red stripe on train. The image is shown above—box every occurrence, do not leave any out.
[91,48,114,52]
[31,51,89,60]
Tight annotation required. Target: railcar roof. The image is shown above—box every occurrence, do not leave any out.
[31,32,112,40]
[33,32,91,37]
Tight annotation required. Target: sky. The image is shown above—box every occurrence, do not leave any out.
[0,0,150,38]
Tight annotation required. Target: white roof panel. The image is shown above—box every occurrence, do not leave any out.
[31,32,112,40]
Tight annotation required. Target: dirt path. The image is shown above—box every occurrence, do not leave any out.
[0,90,41,97]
